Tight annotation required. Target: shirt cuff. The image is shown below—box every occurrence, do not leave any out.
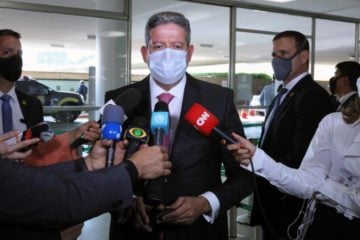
[200,191,220,224]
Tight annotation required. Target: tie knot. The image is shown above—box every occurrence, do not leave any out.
[1,94,11,102]
[158,93,174,104]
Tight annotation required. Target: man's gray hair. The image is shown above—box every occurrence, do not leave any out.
[145,11,191,46]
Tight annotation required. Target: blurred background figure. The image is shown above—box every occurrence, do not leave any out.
[76,80,88,102]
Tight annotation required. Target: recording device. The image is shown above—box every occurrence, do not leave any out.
[101,104,124,168]
[19,122,54,152]
[123,117,149,160]
[70,88,142,149]
[150,101,170,146]
[144,101,170,207]
[184,103,236,144]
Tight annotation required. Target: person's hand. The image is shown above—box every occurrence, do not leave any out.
[226,132,256,166]
[0,130,40,160]
[133,196,152,232]
[69,120,101,147]
[158,196,211,225]
[84,139,127,171]
[129,145,171,179]
[60,223,84,240]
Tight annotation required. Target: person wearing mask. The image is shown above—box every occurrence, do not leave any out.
[330,61,360,111]
[226,80,360,239]
[0,28,101,239]
[252,30,334,239]
[105,11,253,240]
[0,130,171,239]
[0,28,100,164]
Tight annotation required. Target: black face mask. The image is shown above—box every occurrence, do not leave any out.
[0,55,23,82]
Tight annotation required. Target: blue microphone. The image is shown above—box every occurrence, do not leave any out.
[102,104,124,168]
[150,101,170,146]
[145,101,170,206]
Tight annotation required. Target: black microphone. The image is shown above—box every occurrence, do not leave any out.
[144,101,170,206]
[70,88,142,149]
[123,117,150,160]
[101,104,124,168]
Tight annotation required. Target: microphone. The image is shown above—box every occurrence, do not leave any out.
[144,101,170,206]
[184,103,236,144]
[101,104,124,168]
[123,117,150,160]
[70,88,142,149]
[150,101,170,146]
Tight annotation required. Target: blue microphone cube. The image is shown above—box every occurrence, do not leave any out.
[150,111,170,134]
[102,122,122,140]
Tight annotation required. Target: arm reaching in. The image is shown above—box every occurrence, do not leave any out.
[226,132,256,166]
[0,130,40,160]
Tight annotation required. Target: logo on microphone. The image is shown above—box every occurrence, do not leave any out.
[195,111,210,126]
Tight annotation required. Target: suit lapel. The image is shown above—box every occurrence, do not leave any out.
[16,90,32,128]
[171,74,202,159]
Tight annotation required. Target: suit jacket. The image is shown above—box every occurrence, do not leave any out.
[106,74,253,240]
[15,89,43,128]
[252,74,334,237]
[0,158,133,239]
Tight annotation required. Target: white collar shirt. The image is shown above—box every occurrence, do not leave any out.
[247,112,360,219]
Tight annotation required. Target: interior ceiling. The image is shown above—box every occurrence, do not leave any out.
[1,0,360,73]
[132,0,360,69]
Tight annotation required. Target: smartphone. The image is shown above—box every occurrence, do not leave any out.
[19,122,54,152]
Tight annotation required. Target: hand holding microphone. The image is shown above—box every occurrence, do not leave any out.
[226,132,255,166]
[101,104,124,168]
[70,88,142,149]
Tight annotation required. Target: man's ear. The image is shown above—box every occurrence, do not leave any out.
[141,46,148,63]
[300,50,309,64]
[186,44,194,63]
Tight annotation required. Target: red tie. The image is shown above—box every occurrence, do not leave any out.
[157,93,174,150]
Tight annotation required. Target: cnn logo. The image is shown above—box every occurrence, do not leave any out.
[196,111,210,126]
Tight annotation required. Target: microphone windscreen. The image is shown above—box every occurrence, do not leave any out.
[154,101,169,112]
[102,105,124,124]
[114,88,142,113]
[133,117,149,128]
[184,103,219,136]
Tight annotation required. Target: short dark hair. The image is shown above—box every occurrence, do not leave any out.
[145,12,191,46]
[273,30,309,52]
[0,29,21,39]
[335,61,360,91]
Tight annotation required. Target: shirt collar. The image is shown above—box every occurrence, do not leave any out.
[149,74,186,109]
[338,91,357,105]
[0,86,17,102]
[283,72,309,92]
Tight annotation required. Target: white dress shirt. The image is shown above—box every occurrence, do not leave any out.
[149,75,220,223]
[245,112,360,219]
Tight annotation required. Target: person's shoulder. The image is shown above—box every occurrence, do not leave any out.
[188,75,232,94]
[105,77,148,101]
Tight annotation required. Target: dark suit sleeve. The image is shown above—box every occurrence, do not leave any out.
[0,159,133,227]
[210,90,254,213]
[281,87,333,168]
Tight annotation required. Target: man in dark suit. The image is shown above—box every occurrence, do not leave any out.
[106,11,253,240]
[0,130,171,239]
[0,29,101,239]
[331,61,360,111]
[253,30,334,239]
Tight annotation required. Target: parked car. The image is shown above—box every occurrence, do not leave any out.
[15,76,84,123]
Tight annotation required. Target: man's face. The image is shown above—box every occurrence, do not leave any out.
[272,37,307,81]
[0,35,22,59]
[141,23,194,63]
[333,68,347,95]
